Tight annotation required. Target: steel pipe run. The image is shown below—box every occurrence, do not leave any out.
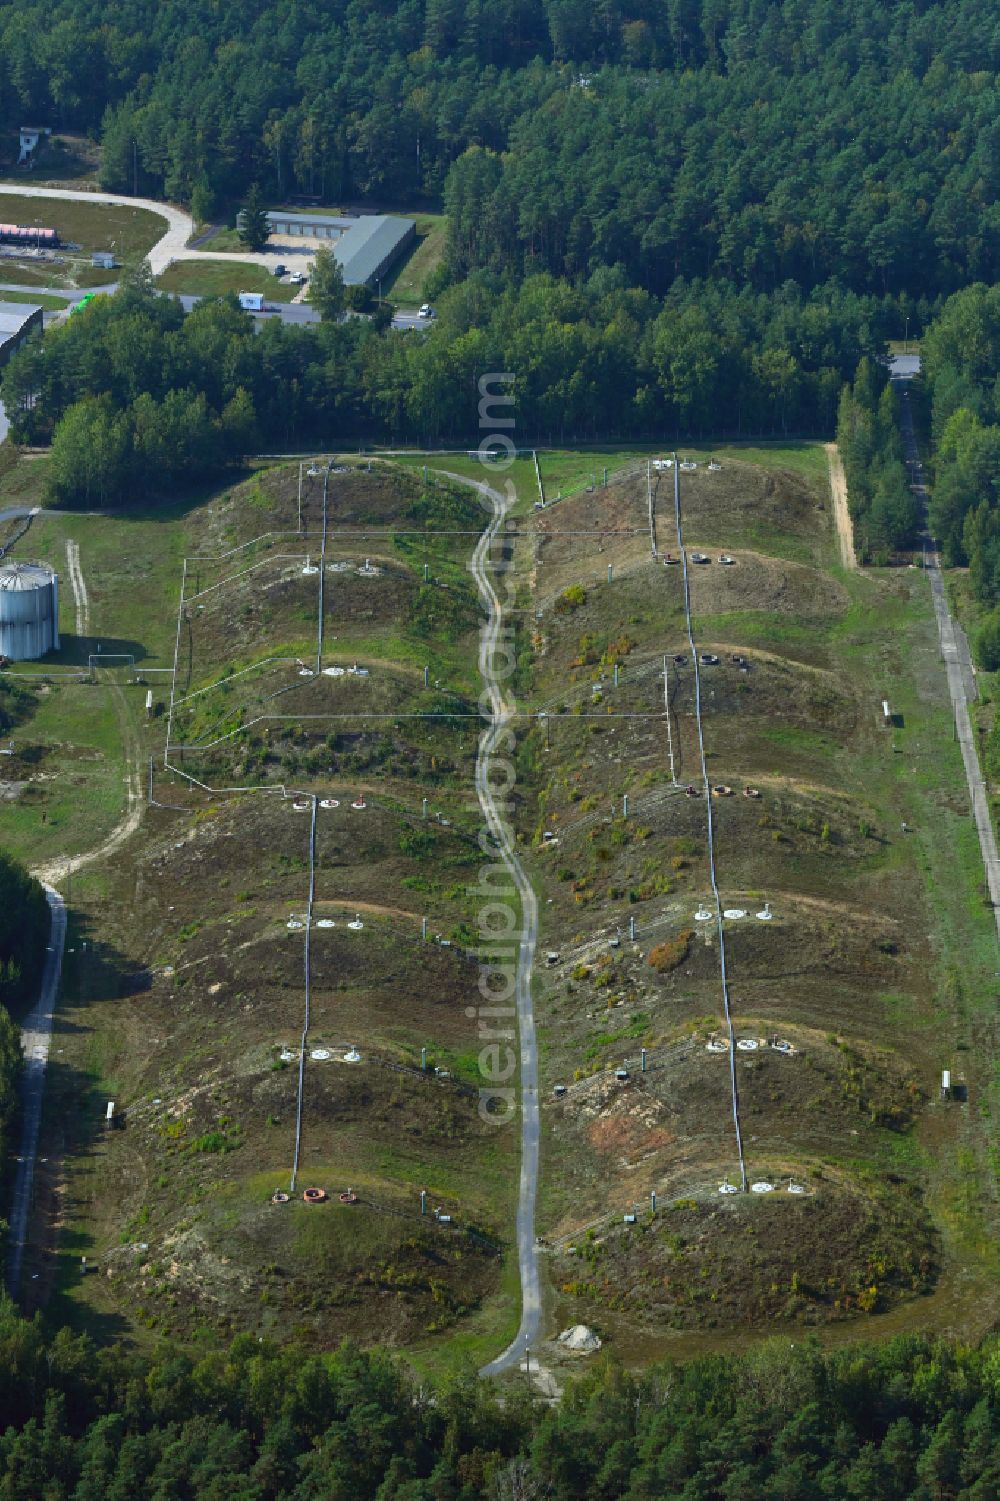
[671,456,748,1193]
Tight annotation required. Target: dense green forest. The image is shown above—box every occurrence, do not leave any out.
[0,1308,995,1499]
[923,285,1000,592]
[919,285,1000,782]
[1,273,894,502]
[4,1,999,465]
[0,0,994,310]
[836,358,920,559]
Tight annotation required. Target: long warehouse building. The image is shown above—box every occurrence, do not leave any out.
[264,211,415,286]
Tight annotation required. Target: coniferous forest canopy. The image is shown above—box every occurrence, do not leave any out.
[1,0,1000,1481]
[1,0,999,496]
[0,1317,996,1500]
[0,0,995,308]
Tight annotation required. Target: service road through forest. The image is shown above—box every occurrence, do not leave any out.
[5,884,66,1298]
[6,529,144,1298]
[895,379,1000,942]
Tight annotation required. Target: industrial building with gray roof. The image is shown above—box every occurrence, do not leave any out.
[265,212,416,286]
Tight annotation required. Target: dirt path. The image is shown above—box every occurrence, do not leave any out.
[34,545,143,885]
[34,704,143,887]
[5,883,66,1298]
[825,442,857,570]
[65,539,89,636]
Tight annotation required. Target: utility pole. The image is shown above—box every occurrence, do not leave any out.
[647,458,656,556]
[663,655,676,783]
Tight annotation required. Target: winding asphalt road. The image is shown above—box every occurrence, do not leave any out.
[463,475,542,1376]
[5,884,66,1298]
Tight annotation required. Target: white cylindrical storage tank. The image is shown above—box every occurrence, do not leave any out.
[0,562,60,660]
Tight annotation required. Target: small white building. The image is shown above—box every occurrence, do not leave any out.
[18,126,51,166]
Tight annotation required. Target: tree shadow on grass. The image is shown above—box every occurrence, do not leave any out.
[44,634,149,670]
[14,908,149,1345]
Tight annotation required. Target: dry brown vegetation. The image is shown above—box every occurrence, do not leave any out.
[510,456,992,1345]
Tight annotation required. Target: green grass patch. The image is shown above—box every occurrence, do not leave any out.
[155,260,298,302]
[382,213,447,307]
[0,287,71,309]
[0,262,74,288]
[0,681,130,867]
[0,193,167,257]
[390,452,538,511]
[406,1247,521,1383]
[393,442,829,521]
[695,610,821,648]
[10,506,187,666]
[0,448,50,506]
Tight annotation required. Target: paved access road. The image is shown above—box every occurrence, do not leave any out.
[0,183,192,275]
[0,185,428,329]
[462,474,543,1376]
[391,309,432,331]
[5,884,66,1298]
[894,365,1000,941]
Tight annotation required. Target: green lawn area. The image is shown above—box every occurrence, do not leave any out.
[0,681,132,869]
[0,262,122,292]
[155,260,299,303]
[202,209,446,307]
[0,193,167,258]
[383,213,447,307]
[0,288,71,309]
[389,450,539,511]
[196,226,243,251]
[390,441,830,517]
[0,448,50,506]
[0,262,75,288]
[9,504,190,667]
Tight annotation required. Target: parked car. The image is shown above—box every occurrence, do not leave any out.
[272,263,287,277]
[288,271,306,284]
[418,303,434,318]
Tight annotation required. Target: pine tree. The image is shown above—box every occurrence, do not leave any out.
[309,244,346,322]
[238,185,270,253]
